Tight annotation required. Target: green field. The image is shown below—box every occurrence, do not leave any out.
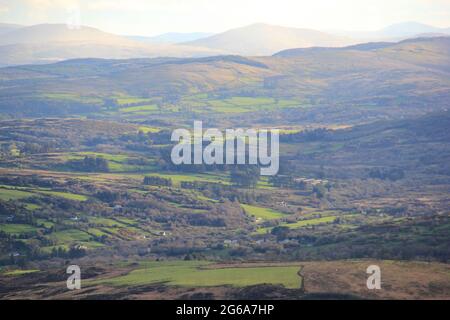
[3,269,39,276]
[115,97,153,105]
[120,105,158,113]
[180,95,301,114]
[0,184,88,202]
[42,93,102,104]
[89,217,126,227]
[50,229,105,249]
[256,216,338,234]
[38,190,88,201]
[138,126,161,133]
[0,224,40,235]
[241,204,286,220]
[143,172,230,187]
[284,216,337,228]
[25,203,41,210]
[93,261,301,289]
[51,229,92,243]
[61,152,129,162]
[58,152,156,173]
[0,188,34,201]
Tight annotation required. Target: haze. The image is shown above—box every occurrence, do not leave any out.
[1,0,450,36]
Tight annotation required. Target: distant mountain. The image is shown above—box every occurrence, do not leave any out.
[334,22,450,41]
[1,37,449,118]
[377,22,447,38]
[1,21,449,66]
[0,23,23,35]
[185,23,356,56]
[128,32,214,44]
[276,36,450,61]
[0,24,224,66]
[0,23,141,46]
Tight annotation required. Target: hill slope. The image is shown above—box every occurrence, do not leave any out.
[0,23,23,35]
[0,37,449,118]
[185,23,355,56]
[128,32,214,44]
[0,24,140,46]
[335,22,450,41]
[0,24,224,66]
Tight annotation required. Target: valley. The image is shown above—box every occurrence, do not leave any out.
[0,23,449,300]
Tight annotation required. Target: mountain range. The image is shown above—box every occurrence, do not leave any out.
[0,36,449,119]
[184,23,356,56]
[335,21,450,40]
[126,32,215,44]
[0,21,448,66]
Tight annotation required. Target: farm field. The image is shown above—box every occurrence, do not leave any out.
[89,260,302,289]
[0,184,88,202]
[241,204,287,220]
[181,96,302,114]
[1,260,448,300]
[0,224,41,235]
[255,216,339,234]
[141,172,231,186]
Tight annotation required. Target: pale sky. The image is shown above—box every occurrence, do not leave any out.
[1,0,449,36]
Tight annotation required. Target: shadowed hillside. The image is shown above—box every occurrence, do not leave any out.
[0,37,448,119]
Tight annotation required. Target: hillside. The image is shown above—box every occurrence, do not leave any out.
[0,24,141,46]
[185,23,355,56]
[128,32,214,44]
[1,22,448,66]
[0,23,23,35]
[335,22,450,41]
[1,37,448,120]
[0,24,224,66]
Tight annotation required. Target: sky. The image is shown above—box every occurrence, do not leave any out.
[0,0,450,36]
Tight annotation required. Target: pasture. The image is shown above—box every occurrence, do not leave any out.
[93,261,302,289]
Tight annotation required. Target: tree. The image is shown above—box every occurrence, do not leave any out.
[230,165,260,188]
[313,185,327,199]
[143,176,172,187]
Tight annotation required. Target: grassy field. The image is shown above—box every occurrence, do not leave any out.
[46,229,105,250]
[256,216,338,234]
[241,204,286,220]
[0,188,34,201]
[115,97,153,105]
[138,126,161,133]
[25,203,41,211]
[143,172,231,187]
[180,95,301,114]
[38,190,88,201]
[89,217,127,227]
[51,229,92,243]
[42,93,102,105]
[0,184,88,202]
[93,261,301,289]
[57,152,156,173]
[2,269,39,276]
[119,105,158,113]
[0,224,41,235]
[284,216,337,228]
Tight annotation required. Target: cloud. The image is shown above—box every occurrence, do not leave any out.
[84,0,199,11]
[23,0,78,7]
[0,0,9,14]
[0,5,9,14]
[4,0,450,34]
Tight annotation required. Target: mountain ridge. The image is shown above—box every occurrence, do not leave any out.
[184,23,356,56]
